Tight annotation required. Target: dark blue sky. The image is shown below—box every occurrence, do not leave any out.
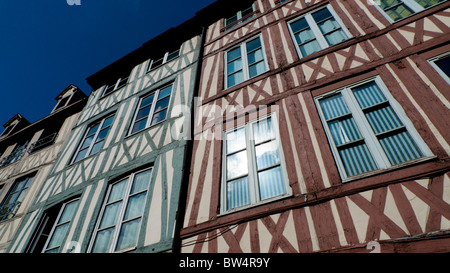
[0,0,216,126]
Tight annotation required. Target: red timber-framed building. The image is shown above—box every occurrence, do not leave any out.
[179,0,450,253]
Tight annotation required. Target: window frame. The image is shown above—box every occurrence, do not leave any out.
[146,48,181,73]
[428,51,450,84]
[224,34,269,89]
[128,83,174,136]
[224,4,256,31]
[102,77,129,98]
[70,114,115,164]
[0,174,34,222]
[41,198,80,253]
[314,76,434,181]
[287,4,352,59]
[220,113,291,214]
[88,167,153,253]
[372,0,446,23]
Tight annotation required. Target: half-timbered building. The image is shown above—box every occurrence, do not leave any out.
[0,85,87,252]
[6,19,206,253]
[180,0,450,253]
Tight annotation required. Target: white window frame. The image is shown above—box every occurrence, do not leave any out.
[41,198,80,253]
[287,4,351,59]
[315,76,434,181]
[220,113,291,214]
[372,0,444,23]
[224,35,269,89]
[71,114,115,164]
[102,77,129,98]
[88,167,153,253]
[128,83,174,136]
[428,51,450,84]
[146,48,181,73]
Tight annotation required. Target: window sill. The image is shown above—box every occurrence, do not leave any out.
[341,156,437,183]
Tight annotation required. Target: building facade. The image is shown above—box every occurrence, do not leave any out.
[180,0,450,253]
[6,22,205,253]
[0,85,87,252]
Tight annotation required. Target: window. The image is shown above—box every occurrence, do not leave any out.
[224,4,256,31]
[0,141,29,168]
[41,198,80,253]
[89,168,153,253]
[225,36,268,88]
[0,125,14,138]
[222,114,289,213]
[428,52,450,84]
[374,0,447,22]
[0,175,34,222]
[102,77,129,97]
[315,77,433,180]
[71,114,115,164]
[288,5,350,58]
[129,84,173,135]
[147,49,180,73]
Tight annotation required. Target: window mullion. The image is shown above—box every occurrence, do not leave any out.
[86,120,104,157]
[246,122,259,204]
[306,14,328,49]
[146,90,160,128]
[110,174,134,253]
[242,43,250,82]
[341,87,390,169]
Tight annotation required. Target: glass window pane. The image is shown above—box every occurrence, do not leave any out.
[258,166,285,200]
[58,200,79,224]
[97,128,109,141]
[328,117,362,146]
[324,30,347,45]
[290,17,309,33]
[74,148,88,162]
[227,47,241,62]
[385,4,414,21]
[253,117,275,144]
[90,141,104,155]
[226,15,238,26]
[319,94,350,120]
[246,38,262,53]
[102,116,114,129]
[141,94,155,107]
[247,49,264,65]
[434,55,450,77]
[135,106,151,121]
[227,176,250,210]
[227,71,244,87]
[115,219,140,251]
[339,143,378,176]
[255,141,281,170]
[150,109,168,126]
[124,193,146,220]
[414,0,444,8]
[131,119,148,134]
[249,61,266,78]
[87,124,100,137]
[295,28,315,44]
[158,86,172,99]
[92,227,115,253]
[80,135,94,149]
[47,223,69,249]
[108,180,127,203]
[227,150,249,180]
[228,59,243,75]
[365,106,403,135]
[226,128,246,154]
[131,170,152,194]
[299,40,321,57]
[312,7,333,23]
[100,201,122,229]
[352,82,387,109]
[317,18,340,34]
[379,131,423,165]
[154,96,170,112]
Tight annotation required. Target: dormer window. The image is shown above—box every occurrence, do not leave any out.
[146,48,180,73]
[0,125,14,138]
[102,77,129,98]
